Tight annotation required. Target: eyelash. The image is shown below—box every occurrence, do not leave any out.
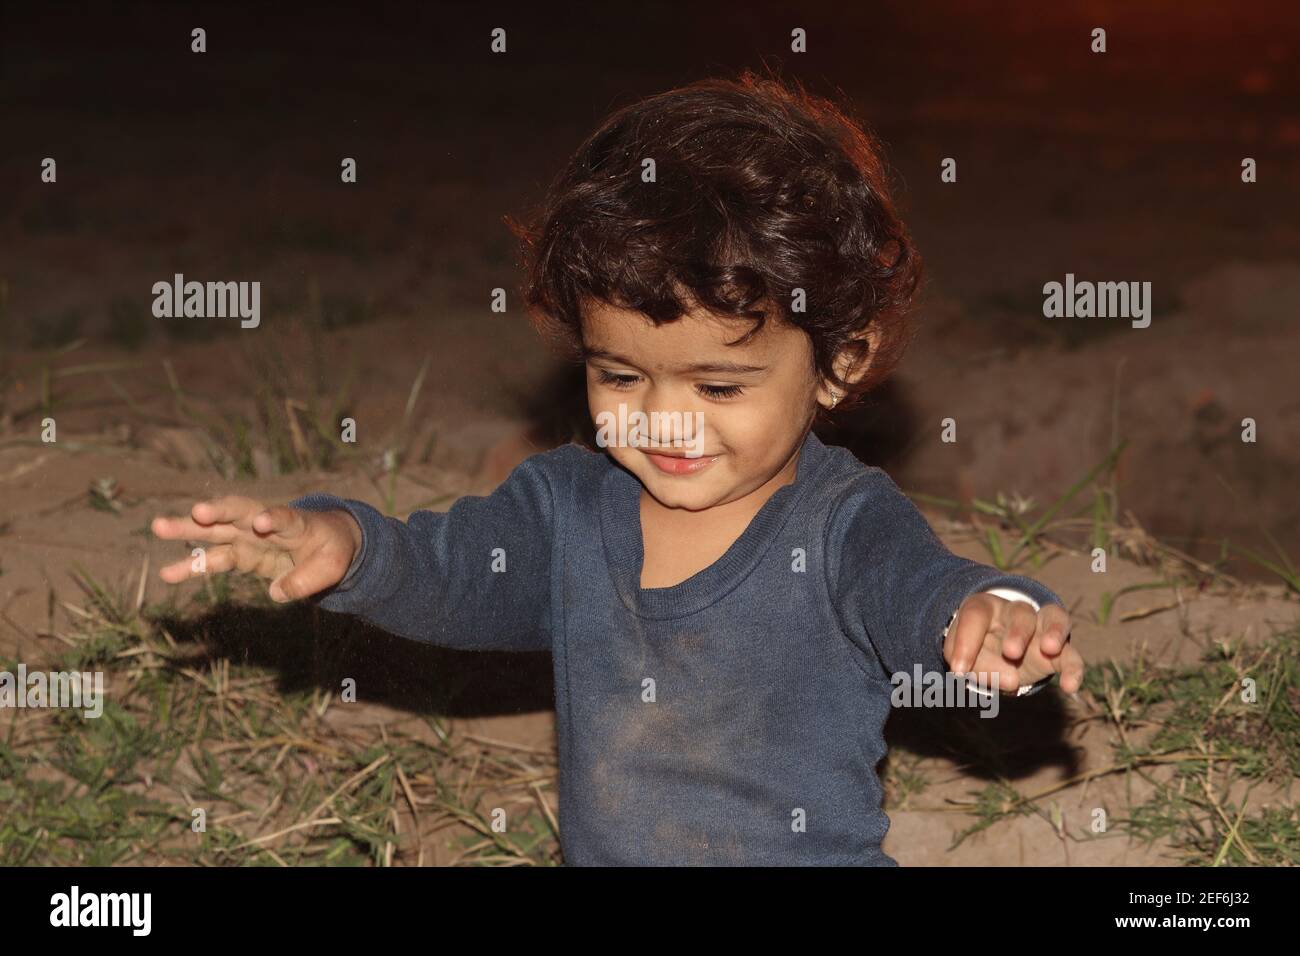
[594,368,745,400]
[699,383,744,399]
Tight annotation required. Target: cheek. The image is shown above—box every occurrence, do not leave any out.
[587,380,619,417]
[716,393,811,461]
[708,409,775,459]
[744,374,811,425]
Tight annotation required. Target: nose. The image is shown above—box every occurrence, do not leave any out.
[639,383,704,450]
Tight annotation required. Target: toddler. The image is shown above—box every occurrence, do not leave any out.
[153,72,1083,865]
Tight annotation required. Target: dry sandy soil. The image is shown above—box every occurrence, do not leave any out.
[0,302,1296,865]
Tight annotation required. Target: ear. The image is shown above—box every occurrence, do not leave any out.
[815,325,881,410]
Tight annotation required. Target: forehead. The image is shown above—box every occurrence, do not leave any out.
[580,299,802,367]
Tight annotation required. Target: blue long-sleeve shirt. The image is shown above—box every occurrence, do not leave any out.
[289,429,1064,865]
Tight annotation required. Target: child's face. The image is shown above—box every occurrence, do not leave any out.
[581,299,829,512]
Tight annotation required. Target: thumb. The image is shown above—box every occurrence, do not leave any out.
[268,548,348,603]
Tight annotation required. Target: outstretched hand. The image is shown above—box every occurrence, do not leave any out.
[151,496,362,603]
[942,592,1084,695]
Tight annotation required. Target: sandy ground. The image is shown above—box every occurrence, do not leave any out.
[1,310,1296,865]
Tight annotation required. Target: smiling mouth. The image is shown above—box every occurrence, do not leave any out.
[642,450,719,475]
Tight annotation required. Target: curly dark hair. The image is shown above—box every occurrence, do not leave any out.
[508,69,923,412]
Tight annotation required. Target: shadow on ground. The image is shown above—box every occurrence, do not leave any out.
[885,694,1085,785]
[154,601,556,718]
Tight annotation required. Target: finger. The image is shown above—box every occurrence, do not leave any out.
[946,593,994,674]
[158,556,195,583]
[999,600,1039,660]
[1033,604,1072,656]
[151,513,240,544]
[998,665,1023,695]
[157,544,236,583]
[1055,647,1086,694]
[1020,639,1085,693]
[251,506,310,549]
[191,496,265,527]
[268,547,352,603]
[969,647,1022,694]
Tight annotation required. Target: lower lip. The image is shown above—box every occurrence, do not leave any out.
[644,452,719,476]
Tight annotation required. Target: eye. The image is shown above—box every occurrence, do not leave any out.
[697,383,744,400]
[595,368,641,389]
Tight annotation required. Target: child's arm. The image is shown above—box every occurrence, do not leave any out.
[153,454,560,652]
[286,453,559,653]
[827,469,1071,687]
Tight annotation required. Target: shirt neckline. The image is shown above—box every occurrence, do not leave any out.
[598,429,832,620]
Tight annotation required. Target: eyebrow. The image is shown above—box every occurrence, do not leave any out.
[581,346,768,375]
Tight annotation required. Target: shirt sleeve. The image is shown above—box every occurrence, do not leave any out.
[286,452,559,653]
[827,469,1065,680]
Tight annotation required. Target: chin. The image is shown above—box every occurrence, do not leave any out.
[640,475,724,510]
[648,489,714,511]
